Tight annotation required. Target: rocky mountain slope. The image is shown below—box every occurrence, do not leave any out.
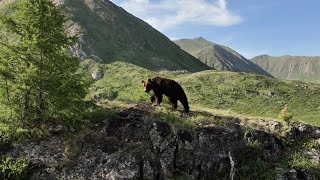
[174,37,271,76]
[252,55,320,83]
[50,0,209,72]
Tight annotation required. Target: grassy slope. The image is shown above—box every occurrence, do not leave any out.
[174,37,272,76]
[81,59,320,126]
[60,0,209,72]
[252,55,320,83]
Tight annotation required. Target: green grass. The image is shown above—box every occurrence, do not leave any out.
[82,60,320,126]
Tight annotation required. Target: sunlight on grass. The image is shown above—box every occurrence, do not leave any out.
[80,60,320,126]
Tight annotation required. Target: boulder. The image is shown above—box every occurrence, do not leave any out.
[91,70,103,81]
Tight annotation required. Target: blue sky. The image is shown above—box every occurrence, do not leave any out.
[110,0,320,58]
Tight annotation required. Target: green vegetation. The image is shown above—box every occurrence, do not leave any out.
[0,156,29,180]
[0,122,47,146]
[278,104,293,122]
[238,159,275,180]
[83,60,320,126]
[59,0,209,72]
[174,37,271,76]
[235,138,275,180]
[252,55,320,84]
[0,0,88,123]
[287,151,315,169]
[280,139,320,179]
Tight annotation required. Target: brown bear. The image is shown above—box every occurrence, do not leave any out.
[142,76,190,113]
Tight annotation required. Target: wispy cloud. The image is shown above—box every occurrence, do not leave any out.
[111,0,242,32]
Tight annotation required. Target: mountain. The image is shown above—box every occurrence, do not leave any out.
[0,0,209,72]
[174,37,272,76]
[57,0,209,72]
[252,55,320,83]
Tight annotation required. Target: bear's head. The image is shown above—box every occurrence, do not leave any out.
[141,79,153,93]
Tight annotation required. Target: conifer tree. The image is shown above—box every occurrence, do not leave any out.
[0,0,88,123]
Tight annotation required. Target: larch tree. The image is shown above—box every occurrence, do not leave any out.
[0,0,88,123]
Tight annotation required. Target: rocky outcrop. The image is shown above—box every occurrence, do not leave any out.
[8,108,242,179]
[276,168,315,180]
[286,123,320,140]
[245,130,285,160]
[6,105,319,179]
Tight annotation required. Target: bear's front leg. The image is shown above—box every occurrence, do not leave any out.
[150,95,156,104]
[156,94,163,106]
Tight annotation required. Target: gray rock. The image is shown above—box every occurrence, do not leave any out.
[305,148,320,164]
[91,70,103,81]
[286,124,320,140]
[276,168,314,180]
[269,121,281,132]
[315,129,320,138]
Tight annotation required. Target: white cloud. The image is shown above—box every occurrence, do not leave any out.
[111,0,242,32]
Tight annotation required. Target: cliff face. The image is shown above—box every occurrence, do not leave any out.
[6,104,320,179]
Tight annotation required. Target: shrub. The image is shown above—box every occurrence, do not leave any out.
[238,159,275,180]
[278,104,293,121]
[0,156,29,180]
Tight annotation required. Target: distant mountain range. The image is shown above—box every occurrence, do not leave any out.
[251,55,320,83]
[174,38,272,77]
[54,0,209,72]
[2,0,319,83]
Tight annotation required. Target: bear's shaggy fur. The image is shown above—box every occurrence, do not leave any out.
[142,76,190,112]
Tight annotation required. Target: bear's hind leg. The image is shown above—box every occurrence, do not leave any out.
[179,98,190,113]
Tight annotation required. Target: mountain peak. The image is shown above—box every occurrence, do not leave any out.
[193,37,212,43]
[194,37,206,40]
[59,0,209,72]
[174,38,272,77]
[253,54,271,59]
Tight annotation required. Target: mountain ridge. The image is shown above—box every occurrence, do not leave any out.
[174,37,272,77]
[251,55,320,83]
[4,0,205,72]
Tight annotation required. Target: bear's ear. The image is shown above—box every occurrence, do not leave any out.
[148,78,152,82]
[141,80,145,84]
